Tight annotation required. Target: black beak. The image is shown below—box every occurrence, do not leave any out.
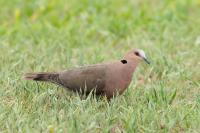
[143,57,150,64]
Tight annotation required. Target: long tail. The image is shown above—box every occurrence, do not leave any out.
[22,72,59,82]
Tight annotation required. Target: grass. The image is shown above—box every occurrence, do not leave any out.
[0,0,200,132]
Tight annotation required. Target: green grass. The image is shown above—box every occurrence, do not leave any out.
[0,0,200,132]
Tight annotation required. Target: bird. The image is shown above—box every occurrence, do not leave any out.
[23,49,150,99]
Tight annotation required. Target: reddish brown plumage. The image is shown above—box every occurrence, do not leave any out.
[23,49,149,99]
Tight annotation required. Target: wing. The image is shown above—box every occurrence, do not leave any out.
[59,65,106,94]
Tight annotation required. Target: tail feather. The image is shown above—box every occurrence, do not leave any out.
[23,72,53,81]
[23,72,64,87]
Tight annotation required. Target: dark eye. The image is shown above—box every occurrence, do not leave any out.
[135,52,140,56]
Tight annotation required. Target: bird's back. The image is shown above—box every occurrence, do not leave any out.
[59,64,107,94]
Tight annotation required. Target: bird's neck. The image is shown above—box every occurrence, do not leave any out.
[122,56,140,67]
[127,60,139,71]
[121,58,140,74]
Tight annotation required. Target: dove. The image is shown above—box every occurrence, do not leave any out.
[23,49,150,99]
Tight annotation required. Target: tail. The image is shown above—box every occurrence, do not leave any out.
[22,72,58,82]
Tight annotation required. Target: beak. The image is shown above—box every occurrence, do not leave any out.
[143,57,150,64]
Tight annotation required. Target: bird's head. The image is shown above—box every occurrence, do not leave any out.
[124,49,150,64]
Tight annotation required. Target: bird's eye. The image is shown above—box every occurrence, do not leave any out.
[134,52,140,56]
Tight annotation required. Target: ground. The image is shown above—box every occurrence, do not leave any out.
[0,0,200,132]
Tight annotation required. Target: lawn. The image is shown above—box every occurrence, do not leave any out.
[0,0,200,132]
